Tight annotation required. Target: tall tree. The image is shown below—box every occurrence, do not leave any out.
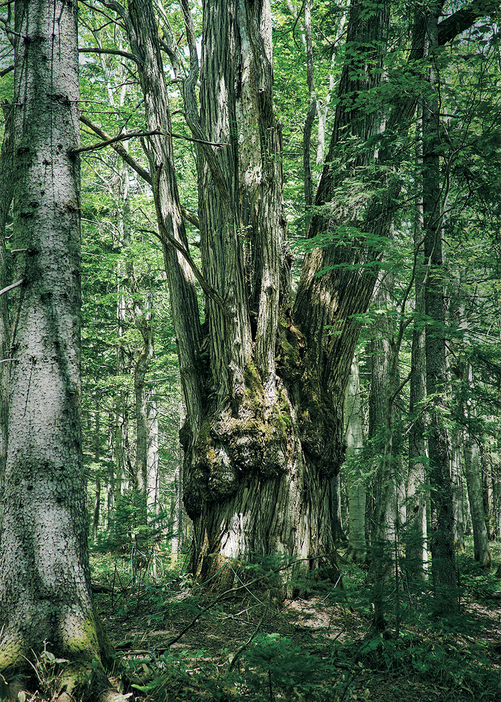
[406,207,428,579]
[0,2,124,698]
[343,356,366,563]
[422,2,458,612]
[94,0,497,590]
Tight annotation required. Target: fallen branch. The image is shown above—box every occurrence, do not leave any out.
[228,599,269,672]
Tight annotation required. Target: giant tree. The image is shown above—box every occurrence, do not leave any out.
[179,0,389,585]
[94,0,498,590]
[0,1,125,698]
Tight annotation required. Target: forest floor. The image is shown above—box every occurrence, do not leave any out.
[86,541,501,702]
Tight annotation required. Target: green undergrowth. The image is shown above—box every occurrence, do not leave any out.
[6,542,501,701]
[85,541,501,702]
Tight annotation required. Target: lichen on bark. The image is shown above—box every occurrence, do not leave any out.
[188,362,292,510]
[0,1,125,698]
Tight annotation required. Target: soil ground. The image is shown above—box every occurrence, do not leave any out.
[89,544,501,702]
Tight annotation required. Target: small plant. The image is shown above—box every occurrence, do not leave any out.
[241,633,321,700]
[22,642,69,701]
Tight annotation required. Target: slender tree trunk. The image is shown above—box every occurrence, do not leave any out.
[482,451,492,540]
[406,138,428,579]
[368,274,403,631]
[129,265,156,500]
[463,364,491,566]
[171,414,187,567]
[93,410,102,542]
[0,2,122,696]
[422,3,458,612]
[491,455,501,540]
[369,277,397,548]
[344,356,366,562]
[451,428,467,548]
[406,345,428,576]
[146,395,159,518]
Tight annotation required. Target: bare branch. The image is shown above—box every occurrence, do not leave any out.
[80,116,199,228]
[78,46,141,66]
[78,1,126,28]
[73,129,161,154]
[228,602,268,672]
[0,16,22,38]
[80,114,152,183]
[0,279,23,297]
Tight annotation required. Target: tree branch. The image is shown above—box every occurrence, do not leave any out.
[141,224,226,313]
[0,279,23,297]
[79,116,199,228]
[73,129,161,154]
[228,602,268,672]
[181,207,200,230]
[78,46,141,65]
[80,115,152,182]
[438,0,499,45]
[154,0,185,80]
[79,1,126,29]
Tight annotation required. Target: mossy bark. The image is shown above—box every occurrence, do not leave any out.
[178,0,389,589]
[0,2,124,698]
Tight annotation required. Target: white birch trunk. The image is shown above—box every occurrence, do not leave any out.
[344,357,366,562]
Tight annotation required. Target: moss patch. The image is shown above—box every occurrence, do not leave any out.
[191,363,293,503]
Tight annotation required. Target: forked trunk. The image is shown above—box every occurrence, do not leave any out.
[182,0,390,588]
[183,0,340,588]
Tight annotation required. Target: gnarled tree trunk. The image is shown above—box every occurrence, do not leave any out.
[116,0,494,592]
[177,0,391,588]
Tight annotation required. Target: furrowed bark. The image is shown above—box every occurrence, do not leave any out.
[126,0,203,428]
[186,0,328,589]
[0,102,14,518]
[0,2,124,697]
